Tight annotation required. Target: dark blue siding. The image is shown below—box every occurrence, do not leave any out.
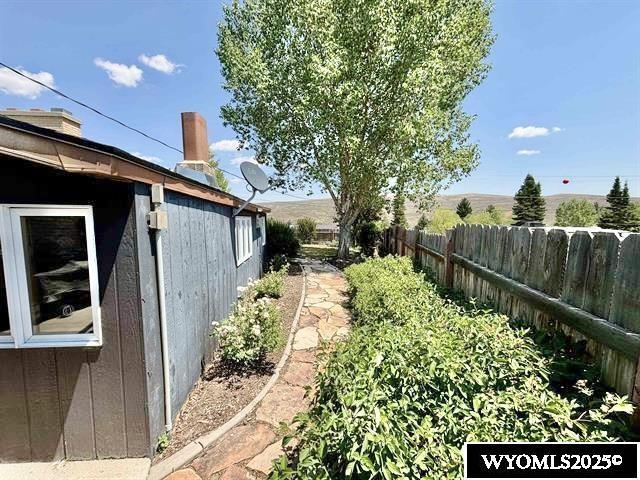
[135,187,265,430]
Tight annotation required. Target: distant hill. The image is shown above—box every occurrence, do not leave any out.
[262,194,639,226]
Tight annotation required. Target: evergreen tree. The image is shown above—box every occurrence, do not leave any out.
[456,198,472,220]
[512,174,546,223]
[416,213,429,230]
[392,193,408,228]
[598,177,640,231]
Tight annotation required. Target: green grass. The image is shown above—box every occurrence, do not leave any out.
[300,243,338,259]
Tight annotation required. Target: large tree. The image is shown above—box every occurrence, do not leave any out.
[598,177,640,231]
[512,174,546,223]
[217,0,493,257]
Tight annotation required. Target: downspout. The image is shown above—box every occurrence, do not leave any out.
[149,184,172,432]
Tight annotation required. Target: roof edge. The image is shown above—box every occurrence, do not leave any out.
[0,115,270,213]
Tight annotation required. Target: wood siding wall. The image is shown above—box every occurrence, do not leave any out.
[135,188,265,444]
[384,224,640,399]
[0,158,150,462]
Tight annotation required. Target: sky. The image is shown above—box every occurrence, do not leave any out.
[0,0,638,203]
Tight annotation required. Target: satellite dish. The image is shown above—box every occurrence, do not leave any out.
[233,161,271,216]
[240,162,270,193]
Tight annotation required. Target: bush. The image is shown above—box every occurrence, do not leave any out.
[271,257,633,479]
[427,208,462,233]
[466,207,508,225]
[296,218,317,243]
[267,219,300,259]
[253,264,289,298]
[214,297,283,364]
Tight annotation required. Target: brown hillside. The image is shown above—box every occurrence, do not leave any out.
[262,194,639,226]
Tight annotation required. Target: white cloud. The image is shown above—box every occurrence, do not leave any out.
[230,155,258,165]
[552,126,564,132]
[138,54,182,74]
[131,152,161,163]
[210,139,241,152]
[94,58,143,87]
[508,126,549,139]
[0,67,55,99]
[230,178,243,184]
[517,149,541,156]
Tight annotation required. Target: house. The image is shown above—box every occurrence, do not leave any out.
[0,110,269,462]
[316,223,339,242]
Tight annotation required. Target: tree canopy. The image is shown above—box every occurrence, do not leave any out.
[555,199,598,227]
[217,0,493,256]
[208,150,230,193]
[512,174,546,223]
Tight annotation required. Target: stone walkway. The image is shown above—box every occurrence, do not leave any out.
[165,261,350,480]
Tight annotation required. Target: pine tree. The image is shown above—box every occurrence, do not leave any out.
[599,177,640,231]
[208,150,230,192]
[512,174,546,223]
[416,213,428,230]
[392,193,408,228]
[456,198,472,220]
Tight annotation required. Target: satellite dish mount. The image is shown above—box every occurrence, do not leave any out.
[233,161,270,216]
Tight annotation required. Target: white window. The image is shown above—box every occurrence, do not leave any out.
[258,216,267,246]
[235,216,253,266]
[0,205,102,348]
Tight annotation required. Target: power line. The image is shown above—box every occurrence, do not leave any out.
[0,61,308,201]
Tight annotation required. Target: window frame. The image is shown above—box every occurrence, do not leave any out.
[0,204,102,349]
[235,216,253,266]
[258,216,267,247]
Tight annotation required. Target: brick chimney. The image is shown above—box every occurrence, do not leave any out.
[178,112,214,175]
[0,108,82,136]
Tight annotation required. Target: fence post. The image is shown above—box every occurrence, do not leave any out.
[444,227,457,289]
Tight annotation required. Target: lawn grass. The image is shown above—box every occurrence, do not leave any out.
[300,243,338,259]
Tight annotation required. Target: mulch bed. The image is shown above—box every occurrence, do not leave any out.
[154,264,304,462]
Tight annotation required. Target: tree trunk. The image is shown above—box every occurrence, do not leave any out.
[337,220,353,259]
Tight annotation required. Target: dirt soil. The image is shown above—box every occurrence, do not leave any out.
[154,265,304,462]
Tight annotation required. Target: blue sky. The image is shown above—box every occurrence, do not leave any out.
[1,0,638,202]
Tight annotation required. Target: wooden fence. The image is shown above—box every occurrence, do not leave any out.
[383,224,640,409]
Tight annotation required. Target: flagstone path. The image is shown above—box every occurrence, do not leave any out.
[165,261,350,480]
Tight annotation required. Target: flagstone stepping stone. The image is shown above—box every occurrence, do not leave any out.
[293,326,318,350]
[255,383,309,427]
[290,349,317,364]
[246,441,284,474]
[219,465,255,480]
[282,360,315,387]
[308,306,330,319]
[311,301,335,309]
[298,313,317,327]
[165,469,202,480]
[329,304,349,318]
[191,424,276,477]
[318,320,339,341]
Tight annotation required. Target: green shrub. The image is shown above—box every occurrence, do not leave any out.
[296,217,317,243]
[267,219,300,259]
[427,208,462,233]
[253,264,289,298]
[214,297,283,364]
[270,256,633,479]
